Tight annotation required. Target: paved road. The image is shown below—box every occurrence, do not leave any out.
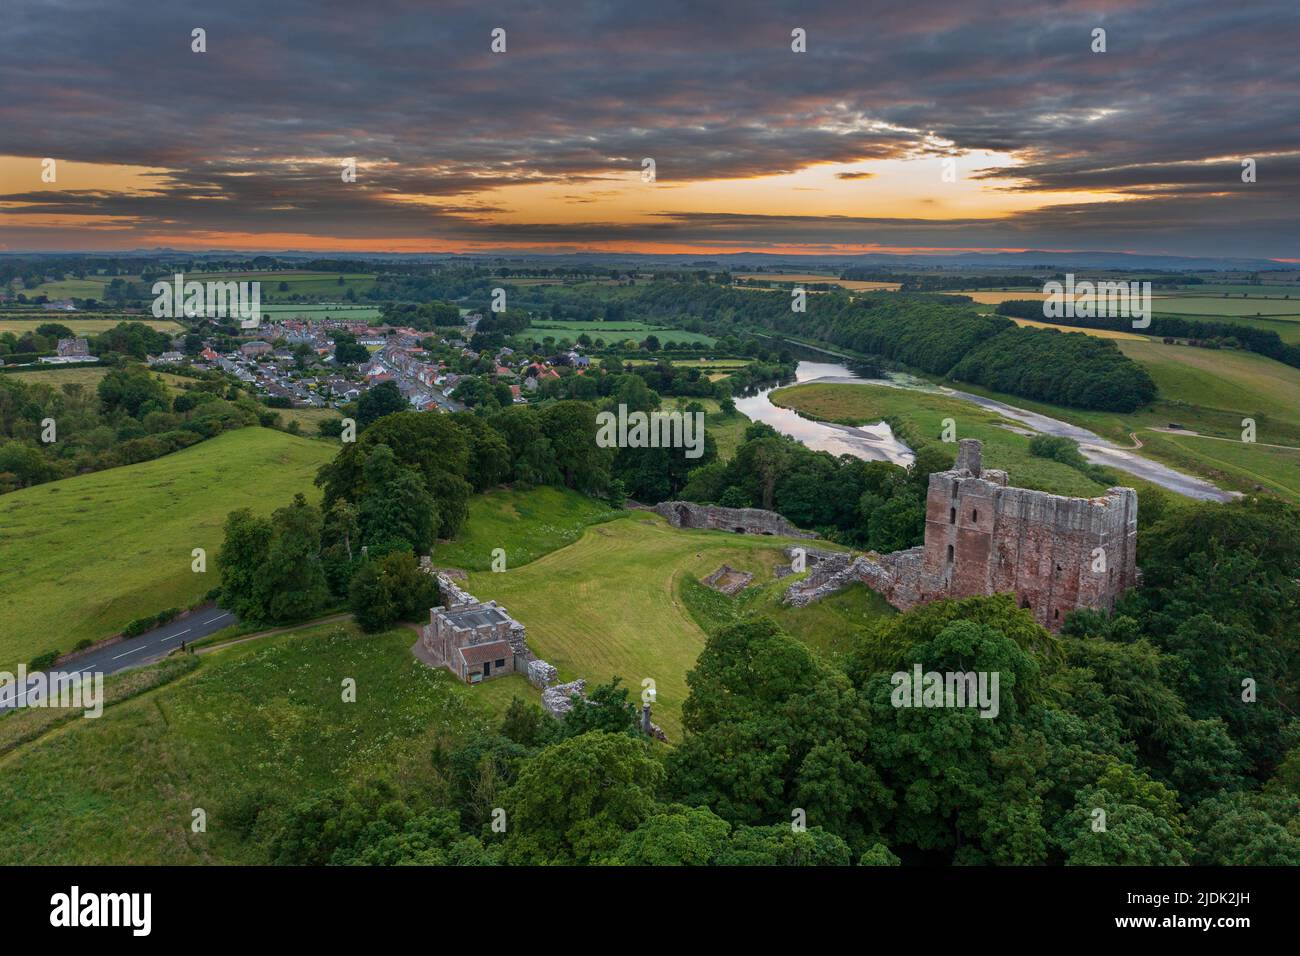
[0,606,236,711]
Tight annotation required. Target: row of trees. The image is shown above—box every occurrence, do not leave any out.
[997,299,1300,370]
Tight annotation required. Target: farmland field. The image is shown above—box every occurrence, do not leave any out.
[520,320,714,346]
[0,620,523,864]
[0,428,335,670]
[1150,294,1300,316]
[22,275,143,299]
[0,366,194,394]
[0,317,184,334]
[735,273,902,291]
[1009,317,1148,340]
[255,303,382,320]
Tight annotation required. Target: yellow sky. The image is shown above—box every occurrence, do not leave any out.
[0,151,1131,252]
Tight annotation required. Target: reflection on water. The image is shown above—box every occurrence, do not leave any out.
[741,350,1233,502]
[733,361,915,466]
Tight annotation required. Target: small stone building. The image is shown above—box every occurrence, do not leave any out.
[421,599,526,683]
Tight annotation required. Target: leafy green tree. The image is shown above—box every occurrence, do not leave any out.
[356,381,406,428]
[613,805,731,865]
[501,731,664,864]
[358,444,437,555]
[348,548,436,632]
[217,508,273,623]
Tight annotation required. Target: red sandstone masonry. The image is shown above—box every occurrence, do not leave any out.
[785,439,1138,631]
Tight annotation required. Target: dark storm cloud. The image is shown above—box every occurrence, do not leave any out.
[0,0,1297,255]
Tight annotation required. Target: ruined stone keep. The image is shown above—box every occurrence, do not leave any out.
[786,439,1138,631]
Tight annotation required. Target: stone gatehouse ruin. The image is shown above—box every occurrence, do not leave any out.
[654,501,818,538]
[785,439,1138,631]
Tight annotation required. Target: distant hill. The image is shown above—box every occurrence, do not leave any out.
[3,249,1295,272]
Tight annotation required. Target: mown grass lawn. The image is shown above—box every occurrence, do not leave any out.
[466,514,854,739]
[0,621,507,864]
[0,428,334,670]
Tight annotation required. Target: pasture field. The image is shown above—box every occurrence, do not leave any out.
[1171,284,1300,296]
[735,273,902,291]
[0,621,522,864]
[0,366,194,395]
[520,320,714,346]
[1117,340,1300,433]
[466,514,855,739]
[255,303,382,320]
[434,485,623,571]
[1150,294,1300,317]
[26,277,130,299]
[0,318,184,334]
[771,381,1113,499]
[893,335,1300,502]
[1008,317,1148,340]
[190,271,378,298]
[272,405,343,434]
[666,395,752,460]
[0,428,335,670]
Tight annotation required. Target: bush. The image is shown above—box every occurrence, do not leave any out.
[73,638,94,651]
[28,649,61,670]
[122,616,155,637]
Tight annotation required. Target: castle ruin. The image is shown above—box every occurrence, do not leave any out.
[786,439,1138,631]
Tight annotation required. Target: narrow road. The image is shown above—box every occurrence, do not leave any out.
[0,606,236,711]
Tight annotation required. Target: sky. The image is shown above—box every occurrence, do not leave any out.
[0,0,1297,259]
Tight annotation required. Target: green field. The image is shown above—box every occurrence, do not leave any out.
[255,303,383,320]
[520,320,714,346]
[772,382,1112,498]
[1,366,194,393]
[466,514,855,739]
[663,396,751,461]
[1151,294,1300,317]
[887,334,1300,502]
[0,621,522,864]
[1118,339,1300,434]
[192,272,377,300]
[0,428,335,670]
[25,276,138,300]
[0,317,183,334]
[434,485,623,571]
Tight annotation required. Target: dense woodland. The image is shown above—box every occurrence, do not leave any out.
[246,493,1300,866]
[996,298,1300,369]
[538,281,1158,412]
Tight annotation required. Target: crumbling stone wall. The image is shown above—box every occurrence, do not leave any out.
[654,501,818,538]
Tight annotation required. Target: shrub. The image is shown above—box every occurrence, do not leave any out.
[28,649,61,670]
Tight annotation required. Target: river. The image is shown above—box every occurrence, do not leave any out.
[736,359,1236,502]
